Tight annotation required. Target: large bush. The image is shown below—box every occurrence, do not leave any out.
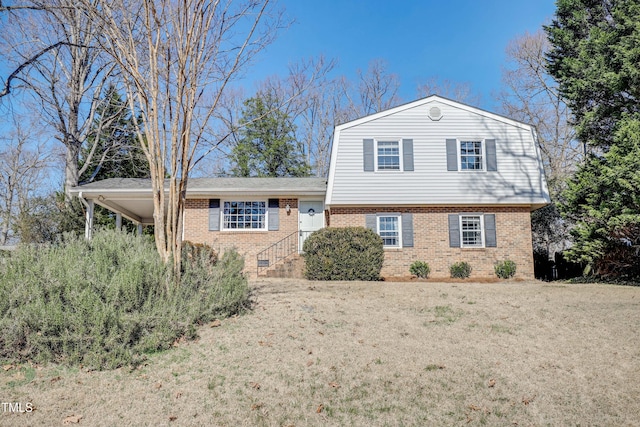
[303,227,384,281]
[0,231,247,369]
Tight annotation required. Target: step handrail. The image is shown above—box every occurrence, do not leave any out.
[256,230,299,276]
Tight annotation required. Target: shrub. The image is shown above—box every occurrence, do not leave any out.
[494,259,517,279]
[409,261,431,278]
[303,227,384,281]
[182,241,218,271]
[0,230,248,370]
[450,261,472,279]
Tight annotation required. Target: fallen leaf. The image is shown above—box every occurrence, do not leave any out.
[175,392,183,399]
[62,415,83,425]
[51,376,62,383]
[316,404,324,413]
[488,379,496,388]
[168,415,177,422]
[154,382,162,390]
[210,319,222,328]
[251,403,264,410]
[250,382,261,390]
[3,364,15,371]
[522,394,536,405]
[306,360,314,367]
[258,341,272,347]
[328,382,340,389]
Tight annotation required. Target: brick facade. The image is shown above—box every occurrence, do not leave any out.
[327,206,534,279]
[184,198,535,279]
[183,198,299,277]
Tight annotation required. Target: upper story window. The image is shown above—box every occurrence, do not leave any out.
[460,141,484,171]
[223,200,266,230]
[376,140,400,171]
[446,139,496,172]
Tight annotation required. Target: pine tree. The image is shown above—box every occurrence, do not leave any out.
[229,95,310,177]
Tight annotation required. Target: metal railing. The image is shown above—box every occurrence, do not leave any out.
[256,231,299,276]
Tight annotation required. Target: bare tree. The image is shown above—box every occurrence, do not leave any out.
[346,59,402,117]
[254,57,339,177]
[0,0,118,196]
[497,30,580,259]
[416,77,482,106]
[0,117,52,245]
[496,30,579,190]
[83,0,282,278]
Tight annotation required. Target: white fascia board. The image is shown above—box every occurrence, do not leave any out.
[325,127,341,206]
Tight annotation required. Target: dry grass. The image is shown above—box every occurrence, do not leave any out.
[2,279,639,426]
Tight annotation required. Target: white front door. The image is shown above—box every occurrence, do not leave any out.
[299,200,324,252]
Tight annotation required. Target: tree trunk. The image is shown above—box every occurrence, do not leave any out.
[64,143,81,198]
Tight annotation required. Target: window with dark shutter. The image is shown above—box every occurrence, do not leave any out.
[446,139,458,171]
[484,214,497,247]
[448,214,460,247]
[209,199,220,231]
[401,213,414,247]
[402,139,414,172]
[486,139,497,171]
[268,199,279,231]
[363,139,374,171]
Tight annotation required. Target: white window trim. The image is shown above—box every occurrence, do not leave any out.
[459,214,485,248]
[457,139,486,172]
[377,214,402,248]
[374,139,403,172]
[221,199,268,231]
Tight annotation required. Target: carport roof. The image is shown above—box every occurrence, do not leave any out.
[69,177,327,225]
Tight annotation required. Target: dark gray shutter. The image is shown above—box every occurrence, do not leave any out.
[486,139,497,171]
[268,199,279,231]
[484,214,497,247]
[402,139,414,171]
[401,213,414,247]
[446,139,458,171]
[209,199,220,231]
[448,214,460,247]
[365,214,377,231]
[363,139,374,171]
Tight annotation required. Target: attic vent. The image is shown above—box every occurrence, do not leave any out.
[428,106,443,121]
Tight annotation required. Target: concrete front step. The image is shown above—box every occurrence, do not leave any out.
[263,255,305,279]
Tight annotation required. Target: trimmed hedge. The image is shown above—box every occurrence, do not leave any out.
[303,227,384,281]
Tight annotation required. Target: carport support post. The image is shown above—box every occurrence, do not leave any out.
[137,223,143,236]
[85,199,94,240]
[115,213,122,231]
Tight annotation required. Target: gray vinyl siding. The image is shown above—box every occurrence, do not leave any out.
[328,100,549,206]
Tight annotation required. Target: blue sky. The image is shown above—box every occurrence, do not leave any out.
[245,0,558,110]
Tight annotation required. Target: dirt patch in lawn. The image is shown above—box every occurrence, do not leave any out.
[2,279,639,426]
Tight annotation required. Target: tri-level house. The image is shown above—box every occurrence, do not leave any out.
[70,95,550,279]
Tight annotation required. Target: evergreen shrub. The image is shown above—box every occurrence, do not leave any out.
[303,227,384,281]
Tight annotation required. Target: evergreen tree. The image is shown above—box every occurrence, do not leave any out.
[561,117,640,278]
[547,0,640,278]
[229,95,310,177]
[545,0,640,149]
[79,85,150,183]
